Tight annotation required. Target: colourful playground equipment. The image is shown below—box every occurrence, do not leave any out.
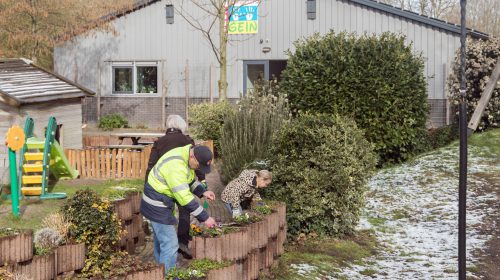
[5,125,25,217]
[6,117,79,209]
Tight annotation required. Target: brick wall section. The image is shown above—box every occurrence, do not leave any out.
[83,97,449,129]
[82,97,238,129]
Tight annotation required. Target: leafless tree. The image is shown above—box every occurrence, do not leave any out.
[0,0,134,68]
[173,0,261,100]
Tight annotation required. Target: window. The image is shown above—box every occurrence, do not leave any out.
[112,62,158,94]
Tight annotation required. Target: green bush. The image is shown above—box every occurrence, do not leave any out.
[219,80,290,183]
[448,37,500,131]
[189,101,235,156]
[61,189,122,276]
[281,31,429,165]
[98,113,128,130]
[412,124,459,155]
[263,114,377,236]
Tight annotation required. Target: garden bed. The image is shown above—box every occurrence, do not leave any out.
[0,229,33,264]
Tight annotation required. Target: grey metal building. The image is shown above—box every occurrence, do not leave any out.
[53,0,488,129]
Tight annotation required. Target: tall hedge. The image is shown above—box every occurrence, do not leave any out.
[264,114,377,236]
[281,31,428,164]
[447,37,500,131]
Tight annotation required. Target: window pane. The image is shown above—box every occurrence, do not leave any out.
[137,66,158,93]
[246,64,265,91]
[113,67,133,93]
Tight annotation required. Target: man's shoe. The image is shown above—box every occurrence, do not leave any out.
[178,243,193,259]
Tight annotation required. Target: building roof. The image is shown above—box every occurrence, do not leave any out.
[97,0,488,40]
[100,0,161,22]
[350,0,489,39]
[0,58,95,107]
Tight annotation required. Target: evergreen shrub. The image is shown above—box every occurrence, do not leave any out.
[189,101,235,156]
[98,113,128,130]
[264,114,377,236]
[61,189,123,276]
[281,31,429,164]
[448,37,500,131]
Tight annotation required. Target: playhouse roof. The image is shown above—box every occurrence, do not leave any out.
[0,58,94,107]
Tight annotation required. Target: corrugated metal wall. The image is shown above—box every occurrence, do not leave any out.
[0,102,20,185]
[54,0,462,115]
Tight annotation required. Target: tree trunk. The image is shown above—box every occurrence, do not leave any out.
[218,7,228,101]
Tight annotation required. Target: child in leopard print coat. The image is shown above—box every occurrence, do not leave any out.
[221,169,272,217]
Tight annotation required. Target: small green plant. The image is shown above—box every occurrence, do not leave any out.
[98,113,129,131]
[102,186,141,200]
[254,205,272,215]
[167,259,232,280]
[61,189,123,276]
[189,101,235,156]
[190,224,241,237]
[232,212,262,225]
[0,228,19,237]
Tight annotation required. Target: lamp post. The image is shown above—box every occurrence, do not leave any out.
[458,0,467,279]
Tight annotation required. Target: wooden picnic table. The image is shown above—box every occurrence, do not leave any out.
[106,144,145,150]
[112,132,164,145]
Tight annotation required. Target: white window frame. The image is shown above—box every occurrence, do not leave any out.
[111,61,159,95]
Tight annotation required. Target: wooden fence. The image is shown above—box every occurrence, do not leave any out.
[64,140,213,179]
[64,146,152,179]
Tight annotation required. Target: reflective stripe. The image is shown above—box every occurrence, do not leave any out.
[153,155,185,186]
[190,181,201,192]
[191,205,204,216]
[153,168,168,185]
[172,184,189,193]
[142,194,168,208]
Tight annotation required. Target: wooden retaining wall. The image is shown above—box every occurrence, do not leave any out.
[191,203,287,280]
[0,230,33,264]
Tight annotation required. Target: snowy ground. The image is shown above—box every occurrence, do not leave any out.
[291,143,499,279]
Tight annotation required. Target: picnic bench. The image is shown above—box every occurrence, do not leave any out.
[105,144,145,150]
[112,132,164,145]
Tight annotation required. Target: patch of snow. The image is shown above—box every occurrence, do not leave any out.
[290,263,318,275]
[333,144,498,279]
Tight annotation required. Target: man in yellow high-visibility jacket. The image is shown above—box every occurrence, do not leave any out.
[140,144,216,274]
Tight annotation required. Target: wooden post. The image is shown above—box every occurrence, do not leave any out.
[161,60,166,130]
[117,149,123,179]
[97,62,101,122]
[467,58,500,133]
[185,60,189,121]
[209,64,214,103]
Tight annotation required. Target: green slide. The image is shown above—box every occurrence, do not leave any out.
[50,140,79,180]
[19,116,77,199]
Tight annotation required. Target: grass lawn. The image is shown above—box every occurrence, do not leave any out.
[260,230,378,280]
[0,179,143,230]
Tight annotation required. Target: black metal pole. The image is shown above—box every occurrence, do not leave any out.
[459,0,467,279]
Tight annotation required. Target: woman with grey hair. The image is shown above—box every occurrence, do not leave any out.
[165,114,187,134]
[145,114,214,259]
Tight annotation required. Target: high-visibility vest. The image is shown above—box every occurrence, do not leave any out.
[147,144,199,206]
